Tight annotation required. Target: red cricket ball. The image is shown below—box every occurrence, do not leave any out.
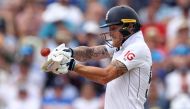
[41,48,50,57]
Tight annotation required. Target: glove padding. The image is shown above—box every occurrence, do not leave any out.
[42,44,75,74]
[49,43,73,60]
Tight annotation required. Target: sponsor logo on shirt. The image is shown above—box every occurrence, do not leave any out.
[124,51,135,61]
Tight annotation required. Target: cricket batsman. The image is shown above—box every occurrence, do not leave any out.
[42,5,152,109]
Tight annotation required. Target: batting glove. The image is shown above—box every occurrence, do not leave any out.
[42,44,75,74]
[52,43,73,58]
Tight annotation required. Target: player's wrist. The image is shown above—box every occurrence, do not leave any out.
[72,63,84,72]
[69,48,74,57]
[68,58,76,71]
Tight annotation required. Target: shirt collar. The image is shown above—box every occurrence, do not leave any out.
[121,31,144,48]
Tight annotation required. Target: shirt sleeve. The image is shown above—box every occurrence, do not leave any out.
[115,45,143,71]
[104,45,115,57]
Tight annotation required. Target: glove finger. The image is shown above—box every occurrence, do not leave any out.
[48,43,66,61]
[57,65,68,74]
[61,51,71,59]
[42,60,50,72]
[51,51,71,63]
[48,51,64,61]
[59,53,71,64]
[56,43,66,51]
[53,51,70,59]
[52,54,64,62]
[42,59,54,72]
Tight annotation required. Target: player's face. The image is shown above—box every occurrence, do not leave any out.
[109,25,123,47]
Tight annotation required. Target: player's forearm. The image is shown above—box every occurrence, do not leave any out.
[73,60,128,85]
[72,45,110,62]
[74,64,109,84]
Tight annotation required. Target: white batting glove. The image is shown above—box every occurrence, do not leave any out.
[42,44,75,74]
[51,43,73,58]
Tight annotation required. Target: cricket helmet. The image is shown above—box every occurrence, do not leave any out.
[100,5,141,36]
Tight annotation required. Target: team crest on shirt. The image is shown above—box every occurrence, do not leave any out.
[124,51,135,61]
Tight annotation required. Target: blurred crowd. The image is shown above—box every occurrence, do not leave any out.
[0,0,189,109]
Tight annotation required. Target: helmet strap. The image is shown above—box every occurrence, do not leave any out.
[119,23,140,45]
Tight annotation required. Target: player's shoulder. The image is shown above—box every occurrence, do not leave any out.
[123,31,146,47]
[122,40,151,60]
[124,41,147,53]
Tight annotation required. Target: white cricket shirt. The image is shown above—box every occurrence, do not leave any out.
[104,31,152,109]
